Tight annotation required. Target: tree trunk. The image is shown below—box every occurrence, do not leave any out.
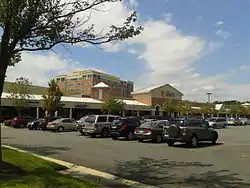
[0,55,10,167]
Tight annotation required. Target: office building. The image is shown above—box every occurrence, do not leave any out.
[56,70,134,98]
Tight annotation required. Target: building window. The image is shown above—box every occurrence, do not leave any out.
[71,78,77,81]
[87,74,92,78]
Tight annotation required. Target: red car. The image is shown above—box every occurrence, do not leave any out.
[11,116,35,128]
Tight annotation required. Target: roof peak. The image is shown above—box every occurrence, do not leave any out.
[92,82,110,88]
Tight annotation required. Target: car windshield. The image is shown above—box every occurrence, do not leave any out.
[85,116,96,123]
[140,121,157,127]
[227,118,234,121]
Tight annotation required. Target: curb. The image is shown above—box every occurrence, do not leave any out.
[2,145,158,188]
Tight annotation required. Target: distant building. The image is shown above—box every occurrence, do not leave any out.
[55,70,133,98]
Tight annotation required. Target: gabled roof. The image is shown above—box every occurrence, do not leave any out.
[92,82,110,88]
[131,84,183,95]
[117,99,149,106]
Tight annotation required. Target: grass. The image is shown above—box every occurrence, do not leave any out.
[0,147,100,188]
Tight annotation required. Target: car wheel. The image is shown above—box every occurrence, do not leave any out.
[58,126,64,132]
[112,136,118,140]
[167,140,175,146]
[155,134,162,143]
[126,132,134,140]
[79,130,85,136]
[188,135,198,148]
[101,128,109,138]
[168,124,180,138]
[212,133,218,145]
[138,138,143,142]
[20,124,25,128]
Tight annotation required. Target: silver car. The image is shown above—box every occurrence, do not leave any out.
[47,118,77,132]
[208,117,227,129]
[81,115,120,137]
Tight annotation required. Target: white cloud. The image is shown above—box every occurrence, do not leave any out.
[5,52,103,86]
[216,29,231,39]
[163,13,172,23]
[215,21,224,26]
[5,0,250,101]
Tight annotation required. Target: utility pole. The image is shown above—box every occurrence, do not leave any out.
[206,92,212,103]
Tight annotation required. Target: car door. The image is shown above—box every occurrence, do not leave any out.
[62,119,71,130]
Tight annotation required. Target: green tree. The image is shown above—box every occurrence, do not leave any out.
[41,79,62,117]
[162,99,177,117]
[176,101,193,116]
[229,104,246,117]
[0,0,142,163]
[7,77,32,116]
[199,104,214,118]
[102,98,125,115]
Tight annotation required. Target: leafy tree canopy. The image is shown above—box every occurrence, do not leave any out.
[7,76,32,115]
[162,99,177,113]
[41,79,62,116]
[102,98,125,114]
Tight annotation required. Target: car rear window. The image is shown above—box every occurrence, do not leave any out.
[141,121,157,127]
[85,116,97,123]
[112,119,124,125]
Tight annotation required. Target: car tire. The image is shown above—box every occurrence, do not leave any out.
[112,136,118,140]
[126,132,134,140]
[58,126,64,132]
[20,124,25,128]
[155,134,162,143]
[167,140,175,146]
[138,138,143,142]
[79,130,85,136]
[101,128,109,138]
[212,133,218,145]
[187,135,198,148]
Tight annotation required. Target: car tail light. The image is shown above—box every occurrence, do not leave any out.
[134,128,138,132]
[143,128,152,133]
[120,125,127,130]
[51,123,57,125]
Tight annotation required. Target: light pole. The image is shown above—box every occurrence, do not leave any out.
[206,92,212,103]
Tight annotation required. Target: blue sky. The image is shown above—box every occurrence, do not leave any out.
[5,0,250,101]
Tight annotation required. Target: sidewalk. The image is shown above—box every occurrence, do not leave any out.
[3,145,158,188]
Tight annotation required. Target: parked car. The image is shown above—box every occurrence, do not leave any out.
[80,115,119,137]
[11,116,35,128]
[163,117,218,148]
[134,120,169,143]
[239,118,250,125]
[227,117,242,126]
[75,116,89,131]
[207,117,227,128]
[27,117,61,130]
[110,117,141,140]
[46,118,77,132]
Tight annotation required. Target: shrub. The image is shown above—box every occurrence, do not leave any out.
[3,120,12,126]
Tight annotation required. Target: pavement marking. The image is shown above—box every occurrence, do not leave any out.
[2,145,158,188]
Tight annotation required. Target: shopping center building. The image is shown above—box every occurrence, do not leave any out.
[1,81,183,119]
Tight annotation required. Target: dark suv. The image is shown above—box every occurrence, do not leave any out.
[110,117,141,140]
[163,117,218,148]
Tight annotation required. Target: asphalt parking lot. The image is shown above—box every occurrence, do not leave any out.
[2,126,250,188]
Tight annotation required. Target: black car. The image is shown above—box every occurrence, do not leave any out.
[110,117,141,140]
[28,117,61,130]
[163,117,218,148]
[134,120,169,143]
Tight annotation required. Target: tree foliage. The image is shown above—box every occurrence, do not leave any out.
[0,0,142,63]
[176,101,193,115]
[200,104,215,114]
[7,77,32,116]
[229,104,246,115]
[102,98,125,114]
[162,99,176,113]
[41,79,62,117]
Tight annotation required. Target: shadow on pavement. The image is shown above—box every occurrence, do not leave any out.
[112,157,250,187]
[1,137,15,140]
[173,142,224,148]
[5,144,70,156]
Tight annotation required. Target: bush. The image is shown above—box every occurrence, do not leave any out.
[3,120,12,126]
